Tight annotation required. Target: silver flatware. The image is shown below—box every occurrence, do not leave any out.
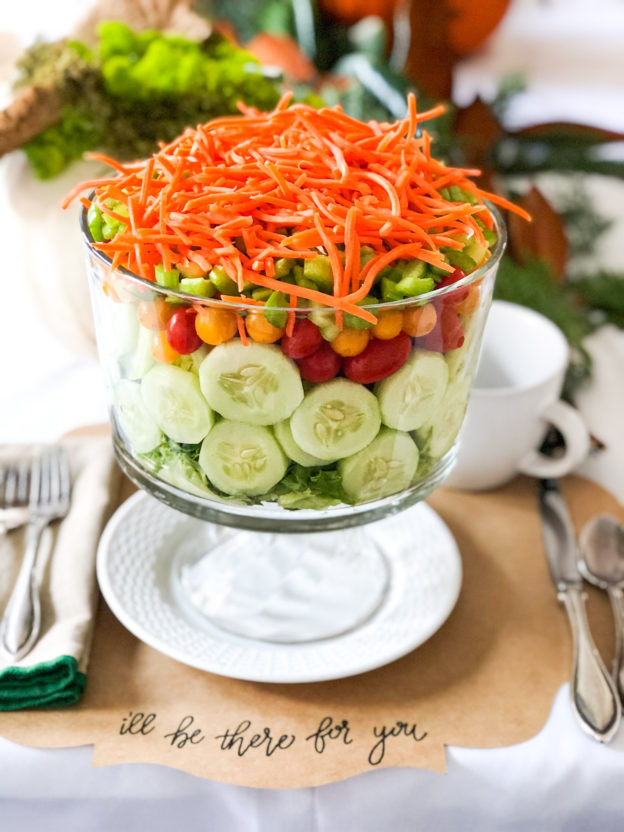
[539,478,621,742]
[580,514,624,704]
[0,446,71,661]
[0,461,30,535]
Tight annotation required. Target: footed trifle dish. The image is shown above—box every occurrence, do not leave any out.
[70,94,521,680]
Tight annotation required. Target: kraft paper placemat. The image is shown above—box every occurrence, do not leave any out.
[0,455,618,787]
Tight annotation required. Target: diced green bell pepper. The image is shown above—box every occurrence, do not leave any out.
[179,277,216,298]
[87,203,104,242]
[155,264,180,290]
[264,291,288,329]
[209,265,238,295]
[344,295,377,329]
[303,255,334,292]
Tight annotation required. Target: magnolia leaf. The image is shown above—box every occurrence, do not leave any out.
[453,96,503,173]
[507,186,568,281]
[513,122,624,144]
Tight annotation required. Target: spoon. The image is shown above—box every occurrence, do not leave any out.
[580,514,624,703]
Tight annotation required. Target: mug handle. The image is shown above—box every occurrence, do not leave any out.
[517,400,591,479]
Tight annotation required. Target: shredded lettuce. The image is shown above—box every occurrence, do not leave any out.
[139,440,216,499]
[265,464,351,509]
[140,437,351,509]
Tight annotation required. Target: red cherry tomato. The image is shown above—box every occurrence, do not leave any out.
[436,266,465,288]
[166,307,203,354]
[281,318,323,359]
[437,267,470,307]
[297,341,342,382]
[420,307,465,352]
[343,332,411,384]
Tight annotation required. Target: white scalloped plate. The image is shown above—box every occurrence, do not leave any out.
[96,492,462,683]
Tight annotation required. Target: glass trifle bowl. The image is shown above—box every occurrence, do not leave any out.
[75,96,513,657]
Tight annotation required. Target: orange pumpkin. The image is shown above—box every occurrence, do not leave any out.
[245,33,317,82]
[319,0,511,57]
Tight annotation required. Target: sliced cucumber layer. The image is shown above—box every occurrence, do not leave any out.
[290,378,381,461]
[199,341,303,425]
[419,378,471,459]
[141,364,214,444]
[199,420,288,496]
[338,428,419,502]
[273,420,331,467]
[114,379,162,453]
[119,323,155,380]
[376,349,449,431]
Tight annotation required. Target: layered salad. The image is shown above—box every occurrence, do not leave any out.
[68,93,525,509]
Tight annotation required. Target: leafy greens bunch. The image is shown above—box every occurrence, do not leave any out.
[16,22,281,178]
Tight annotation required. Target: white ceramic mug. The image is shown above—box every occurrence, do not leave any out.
[445,300,591,491]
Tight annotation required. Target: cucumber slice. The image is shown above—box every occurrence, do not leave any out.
[199,420,288,496]
[338,428,419,502]
[113,379,162,453]
[119,324,155,380]
[376,350,449,431]
[420,379,471,459]
[290,379,381,461]
[446,310,481,380]
[273,419,332,467]
[141,364,214,444]
[198,342,303,425]
[101,299,138,359]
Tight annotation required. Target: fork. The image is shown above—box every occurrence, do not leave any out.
[0,446,71,661]
[0,461,30,535]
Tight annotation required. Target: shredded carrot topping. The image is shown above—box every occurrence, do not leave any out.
[65,92,529,322]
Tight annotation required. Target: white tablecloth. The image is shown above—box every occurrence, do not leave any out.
[2,1,624,828]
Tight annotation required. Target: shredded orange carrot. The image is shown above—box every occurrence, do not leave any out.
[236,314,248,346]
[285,294,298,337]
[66,93,527,321]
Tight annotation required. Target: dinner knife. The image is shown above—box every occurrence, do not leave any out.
[539,477,621,742]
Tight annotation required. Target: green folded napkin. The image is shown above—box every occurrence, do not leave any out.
[0,655,86,710]
[0,438,120,710]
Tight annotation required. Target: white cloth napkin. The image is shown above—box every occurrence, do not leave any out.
[0,436,120,709]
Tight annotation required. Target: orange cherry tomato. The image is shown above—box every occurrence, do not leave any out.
[245,310,284,343]
[402,303,437,337]
[151,330,180,364]
[331,327,370,357]
[137,297,174,331]
[452,284,481,316]
[102,278,121,302]
[372,309,404,340]
[195,306,238,345]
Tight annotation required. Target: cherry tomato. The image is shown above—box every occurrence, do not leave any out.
[436,266,465,288]
[452,284,481,316]
[137,297,173,331]
[195,306,238,345]
[246,310,284,343]
[281,318,322,358]
[331,327,370,357]
[402,303,437,337]
[297,342,342,383]
[151,330,180,364]
[343,332,411,384]
[420,307,465,352]
[102,277,121,302]
[166,307,203,354]
[372,309,404,340]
